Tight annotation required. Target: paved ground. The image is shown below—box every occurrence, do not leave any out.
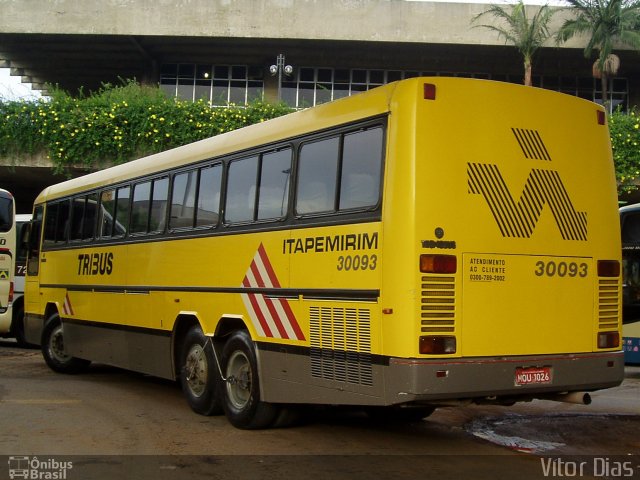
[0,341,638,479]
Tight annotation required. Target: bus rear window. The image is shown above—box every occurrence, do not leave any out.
[0,194,13,232]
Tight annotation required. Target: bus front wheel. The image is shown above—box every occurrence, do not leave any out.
[220,330,279,429]
[179,325,222,416]
[41,313,90,374]
[10,303,29,347]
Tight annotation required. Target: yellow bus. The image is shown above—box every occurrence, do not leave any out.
[24,78,624,428]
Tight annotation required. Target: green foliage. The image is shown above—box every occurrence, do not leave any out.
[610,109,640,194]
[556,0,640,112]
[0,80,293,173]
[556,0,640,68]
[472,1,556,85]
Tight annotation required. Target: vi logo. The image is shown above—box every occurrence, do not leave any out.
[467,128,587,241]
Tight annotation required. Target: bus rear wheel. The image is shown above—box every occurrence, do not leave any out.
[179,325,222,416]
[41,313,90,374]
[220,330,279,429]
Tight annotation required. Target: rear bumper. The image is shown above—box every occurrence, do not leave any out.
[385,351,624,405]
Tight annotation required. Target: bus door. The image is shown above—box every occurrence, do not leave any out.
[24,205,44,337]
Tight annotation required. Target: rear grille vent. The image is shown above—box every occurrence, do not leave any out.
[598,279,620,330]
[421,276,456,333]
[309,306,373,386]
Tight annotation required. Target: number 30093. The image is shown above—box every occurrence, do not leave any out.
[534,261,587,278]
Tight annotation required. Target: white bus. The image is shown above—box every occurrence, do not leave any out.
[11,214,32,345]
[0,188,16,338]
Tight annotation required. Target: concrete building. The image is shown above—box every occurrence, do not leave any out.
[1,0,639,211]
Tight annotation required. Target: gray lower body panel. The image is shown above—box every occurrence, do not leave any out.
[24,313,174,380]
[63,321,174,380]
[258,347,624,406]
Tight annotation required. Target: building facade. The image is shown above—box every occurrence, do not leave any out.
[1,0,639,210]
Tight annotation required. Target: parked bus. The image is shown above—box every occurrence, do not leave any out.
[0,192,31,345]
[0,188,16,339]
[24,78,623,429]
[620,203,640,364]
[10,214,32,345]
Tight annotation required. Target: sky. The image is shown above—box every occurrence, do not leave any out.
[0,68,42,101]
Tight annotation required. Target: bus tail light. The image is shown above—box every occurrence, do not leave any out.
[8,281,13,303]
[424,83,436,100]
[598,331,619,349]
[420,254,457,274]
[420,335,456,354]
[597,260,620,277]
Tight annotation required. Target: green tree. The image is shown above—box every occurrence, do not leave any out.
[0,81,293,173]
[556,0,640,113]
[610,108,640,194]
[473,0,556,86]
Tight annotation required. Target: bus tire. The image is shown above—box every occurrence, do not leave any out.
[41,313,90,374]
[10,303,29,347]
[220,330,279,429]
[179,325,223,416]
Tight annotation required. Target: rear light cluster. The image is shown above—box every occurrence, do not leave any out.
[419,335,456,355]
[598,331,619,349]
[597,260,620,277]
[420,254,457,274]
[419,254,458,354]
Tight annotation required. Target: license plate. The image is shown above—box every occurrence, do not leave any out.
[515,366,552,386]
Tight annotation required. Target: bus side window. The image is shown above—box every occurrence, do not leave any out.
[114,186,130,236]
[27,206,43,276]
[99,189,116,238]
[225,156,259,223]
[149,177,169,233]
[170,170,197,229]
[56,200,70,244]
[296,137,339,214]
[196,164,222,227]
[43,201,70,246]
[70,197,86,241]
[83,193,98,240]
[131,181,151,234]
[258,148,291,220]
[43,203,58,246]
[339,127,383,210]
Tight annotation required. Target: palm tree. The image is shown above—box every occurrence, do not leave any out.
[473,1,556,86]
[556,0,640,113]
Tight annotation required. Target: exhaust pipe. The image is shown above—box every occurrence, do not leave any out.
[543,392,592,405]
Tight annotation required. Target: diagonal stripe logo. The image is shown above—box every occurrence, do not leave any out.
[468,163,587,241]
[241,243,305,341]
[468,128,587,241]
[62,293,74,316]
